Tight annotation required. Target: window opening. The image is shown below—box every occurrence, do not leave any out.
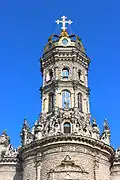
[64,122,71,134]
[48,93,54,112]
[62,90,71,108]
[46,69,53,82]
[62,68,69,78]
[78,70,81,80]
[78,93,82,112]
[49,70,53,80]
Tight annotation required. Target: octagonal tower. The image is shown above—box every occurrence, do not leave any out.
[40,20,91,136]
[20,16,114,180]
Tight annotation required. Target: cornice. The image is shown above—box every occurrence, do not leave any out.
[43,45,90,62]
[42,80,59,92]
[0,157,19,164]
[72,80,90,93]
[42,80,89,94]
[42,46,90,69]
[113,158,120,164]
[19,135,114,160]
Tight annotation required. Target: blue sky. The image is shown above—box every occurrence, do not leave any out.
[0,0,120,148]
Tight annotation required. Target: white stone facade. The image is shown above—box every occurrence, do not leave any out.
[0,18,120,180]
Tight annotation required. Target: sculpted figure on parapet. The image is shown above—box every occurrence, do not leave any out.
[0,130,10,146]
[100,119,111,145]
[3,144,18,158]
[0,131,18,158]
[20,111,110,146]
[74,118,85,136]
[41,117,61,137]
[37,110,97,138]
[21,118,34,146]
[92,118,100,140]
[38,110,95,138]
[115,147,120,161]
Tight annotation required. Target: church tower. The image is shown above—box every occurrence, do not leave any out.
[2,16,120,180]
[40,15,91,137]
[19,16,114,180]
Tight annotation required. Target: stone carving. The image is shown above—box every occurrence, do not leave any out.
[47,155,88,180]
[20,118,34,145]
[44,117,61,137]
[100,119,110,145]
[0,130,10,146]
[74,118,82,135]
[19,110,111,147]
[0,131,18,159]
[3,144,18,158]
[92,118,100,140]
[115,147,120,161]
[20,108,101,141]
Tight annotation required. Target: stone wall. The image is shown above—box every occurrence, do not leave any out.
[0,162,22,180]
[111,163,120,180]
[22,157,36,180]
[40,144,111,180]
[20,136,113,180]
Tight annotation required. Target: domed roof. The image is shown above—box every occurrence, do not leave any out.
[44,30,85,53]
[44,16,85,53]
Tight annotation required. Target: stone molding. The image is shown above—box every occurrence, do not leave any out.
[0,157,19,163]
[19,134,114,160]
[47,155,89,180]
[42,47,90,70]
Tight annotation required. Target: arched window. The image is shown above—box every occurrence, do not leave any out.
[62,90,71,108]
[78,70,81,80]
[49,69,53,80]
[62,67,69,78]
[48,93,54,112]
[46,69,53,82]
[78,93,82,112]
[64,122,71,134]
